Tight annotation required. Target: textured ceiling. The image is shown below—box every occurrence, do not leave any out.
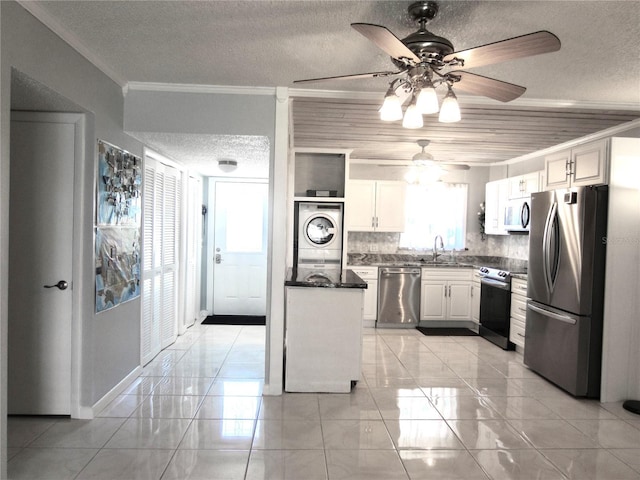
[21,0,640,174]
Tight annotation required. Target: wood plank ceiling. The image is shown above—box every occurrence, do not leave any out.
[291,96,640,165]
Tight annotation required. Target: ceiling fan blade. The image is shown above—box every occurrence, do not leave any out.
[351,23,420,63]
[449,71,526,102]
[443,31,560,69]
[293,70,404,84]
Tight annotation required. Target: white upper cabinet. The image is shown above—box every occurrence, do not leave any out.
[346,180,406,232]
[508,171,541,199]
[484,179,509,235]
[544,138,609,190]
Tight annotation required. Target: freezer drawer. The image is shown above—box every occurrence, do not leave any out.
[524,300,599,397]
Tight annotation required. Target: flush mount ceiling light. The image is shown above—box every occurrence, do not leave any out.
[218,159,238,173]
[294,1,560,129]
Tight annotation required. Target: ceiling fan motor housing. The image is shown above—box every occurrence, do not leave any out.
[392,1,454,68]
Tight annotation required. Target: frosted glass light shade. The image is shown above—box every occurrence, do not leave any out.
[416,87,439,114]
[402,103,423,129]
[379,94,403,121]
[439,90,461,123]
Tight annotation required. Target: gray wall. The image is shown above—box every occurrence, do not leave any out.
[1,1,143,409]
[123,88,277,317]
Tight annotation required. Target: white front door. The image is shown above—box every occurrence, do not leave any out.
[213,181,268,315]
[8,113,76,415]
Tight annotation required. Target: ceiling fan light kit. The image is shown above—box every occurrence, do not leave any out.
[438,87,461,123]
[402,96,424,129]
[294,1,560,129]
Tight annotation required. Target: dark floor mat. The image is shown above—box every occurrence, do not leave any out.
[202,315,265,326]
[416,327,478,336]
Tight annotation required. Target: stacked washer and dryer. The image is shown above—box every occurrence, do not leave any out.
[294,201,344,273]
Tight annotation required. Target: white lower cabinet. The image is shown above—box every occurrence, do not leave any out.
[348,266,378,327]
[421,268,473,322]
[471,270,481,324]
[509,277,528,348]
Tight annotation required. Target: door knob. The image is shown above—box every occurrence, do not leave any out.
[215,254,222,264]
[44,280,69,290]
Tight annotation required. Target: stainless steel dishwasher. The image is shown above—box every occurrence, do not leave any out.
[377,267,421,327]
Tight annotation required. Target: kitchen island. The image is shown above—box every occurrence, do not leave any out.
[284,268,367,393]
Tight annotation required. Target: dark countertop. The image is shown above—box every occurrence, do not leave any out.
[347,253,528,274]
[285,268,368,289]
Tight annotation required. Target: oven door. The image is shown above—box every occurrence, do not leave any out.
[479,277,514,350]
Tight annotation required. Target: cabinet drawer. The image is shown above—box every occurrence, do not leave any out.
[510,320,526,348]
[348,266,378,280]
[511,277,528,296]
[510,295,528,320]
[422,267,472,281]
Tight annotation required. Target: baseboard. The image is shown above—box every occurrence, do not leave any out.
[91,365,143,417]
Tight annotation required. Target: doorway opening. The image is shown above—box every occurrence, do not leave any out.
[205,179,269,324]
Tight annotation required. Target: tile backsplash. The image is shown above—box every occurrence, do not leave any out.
[347,231,530,261]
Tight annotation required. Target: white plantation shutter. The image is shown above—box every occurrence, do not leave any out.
[160,168,180,348]
[141,155,181,364]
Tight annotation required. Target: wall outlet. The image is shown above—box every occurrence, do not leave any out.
[369,244,378,252]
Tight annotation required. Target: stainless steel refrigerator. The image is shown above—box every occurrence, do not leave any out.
[525,186,608,397]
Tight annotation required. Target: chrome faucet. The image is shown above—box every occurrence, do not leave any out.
[433,235,444,261]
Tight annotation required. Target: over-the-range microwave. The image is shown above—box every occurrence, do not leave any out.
[504,198,530,233]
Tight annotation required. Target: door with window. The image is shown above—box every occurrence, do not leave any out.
[213,181,268,315]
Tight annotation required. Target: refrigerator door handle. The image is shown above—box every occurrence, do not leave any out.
[528,302,577,325]
[542,201,558,293]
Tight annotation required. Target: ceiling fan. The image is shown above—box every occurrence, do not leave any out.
[294,1,561,127]
[378,139,469,172]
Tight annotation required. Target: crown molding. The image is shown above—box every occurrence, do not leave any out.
[126,82,277,96]
[17,0,128,89]
[290,87,640,111]
[501,117,640,165]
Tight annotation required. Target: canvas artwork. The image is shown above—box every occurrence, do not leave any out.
[95,227,141,313]
[97,140,142,226]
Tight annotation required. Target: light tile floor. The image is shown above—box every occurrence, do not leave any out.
[7,324,640,479]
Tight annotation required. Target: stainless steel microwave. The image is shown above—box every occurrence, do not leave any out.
[504,198,530,233]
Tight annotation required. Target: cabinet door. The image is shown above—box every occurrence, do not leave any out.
[420,281,447,320]
[375,181,406,232]
[346,180,375,231]
[471,282,481,324]
[363,279,378,321]
[484,179,508,235]
[448,282,472,321]
[572,139,608,187]
[521,171,541,195]
[544,149,571,190]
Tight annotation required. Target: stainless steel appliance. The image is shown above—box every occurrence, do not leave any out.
[525,186,608,397]
[377,267,421,328]
[504,198,531,233]
[479,267,515,350]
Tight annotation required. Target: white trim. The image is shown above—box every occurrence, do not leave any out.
[126,82,277,96]
[290,87,640,111]
[90,366,143,418]
[349,158,492,167]
[9,112,86,418]
[16,0,127,88]
[500,118,640,165]
[263,86,289,396]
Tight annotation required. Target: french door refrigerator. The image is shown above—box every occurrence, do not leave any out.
[525,186,608,397]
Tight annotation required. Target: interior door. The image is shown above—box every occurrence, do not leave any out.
[213,181,268,315]
[8,114,75,415]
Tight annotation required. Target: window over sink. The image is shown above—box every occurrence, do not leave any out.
[399,183,468,250]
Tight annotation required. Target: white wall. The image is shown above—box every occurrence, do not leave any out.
[601,136,640,402]
[1,1,144,414]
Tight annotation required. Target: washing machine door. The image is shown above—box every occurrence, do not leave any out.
[304,215,337,247]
